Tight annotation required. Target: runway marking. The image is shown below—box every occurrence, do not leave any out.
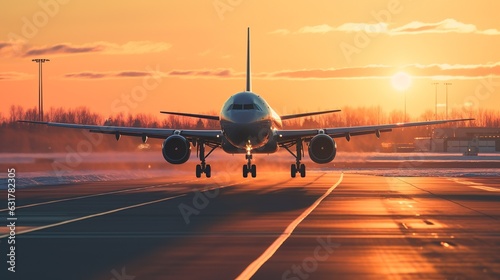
[0,181,241,239]
[398,178,499,221]
[0,193,187,239]
[466,185,500,192]
[235,173,344,280]
[448,178,500,192]
[0,179,200,212]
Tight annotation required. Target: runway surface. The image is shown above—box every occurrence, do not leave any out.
[1,171,499,279]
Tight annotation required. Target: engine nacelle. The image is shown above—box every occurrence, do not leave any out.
[162,135,191,164]
[308,134,337,164]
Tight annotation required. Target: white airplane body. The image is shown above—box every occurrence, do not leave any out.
[22,28,472,178]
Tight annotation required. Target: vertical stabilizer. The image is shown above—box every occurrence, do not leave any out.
[246,27,251,92]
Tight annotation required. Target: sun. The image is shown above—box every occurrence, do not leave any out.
[391,72,412,91]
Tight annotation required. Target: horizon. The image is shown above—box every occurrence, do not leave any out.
[1,1,499,119]
[5,104,498,128]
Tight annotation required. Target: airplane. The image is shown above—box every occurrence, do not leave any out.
[21,28,472,178]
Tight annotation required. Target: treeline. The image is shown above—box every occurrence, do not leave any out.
[2,105,499,153]
[3,105,500,129]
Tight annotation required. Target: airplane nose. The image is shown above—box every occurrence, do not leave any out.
[225,111,263,124]
[222,120,272,149]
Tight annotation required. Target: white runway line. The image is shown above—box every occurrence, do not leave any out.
[0,181,241,239]
[235,173,344,280]
[0,179,201,212]
[448,178,500,192]
[0,194,187,239]
[466,185,500,192]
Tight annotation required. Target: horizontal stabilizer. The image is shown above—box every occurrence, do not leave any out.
[160,111,219,121]
[281,109,341,120]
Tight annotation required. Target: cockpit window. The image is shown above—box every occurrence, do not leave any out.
[227,103,262,111]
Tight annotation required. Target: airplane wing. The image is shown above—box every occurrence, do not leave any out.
[277,118,474,142]
[281,109,341,120]
[160,111,219,121]
[18,120,222,142]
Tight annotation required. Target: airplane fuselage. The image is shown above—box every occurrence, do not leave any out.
[219,91,282,153]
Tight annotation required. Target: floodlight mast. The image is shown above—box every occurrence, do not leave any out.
[32,58,50,121]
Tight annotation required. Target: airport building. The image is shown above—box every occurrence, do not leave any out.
[414,127,500,153]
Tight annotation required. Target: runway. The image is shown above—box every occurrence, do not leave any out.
[1,171,499,279]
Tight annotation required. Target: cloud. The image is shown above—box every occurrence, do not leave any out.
[297,24,334,34]
[24,44,104,57]
[64,72,109,79]
[265,63,500,80]
[168,68,239,78]
[391,19,500,35]
[63,64,500,81]
[115,71,154,77]
[271,19,500,36]
[336,23,388,34]
[64,70,166,80]
[0,42,11,50]
[0,71,33,80]
[0,40,27,56]
[63,68,241,80]
[0,41,172,57]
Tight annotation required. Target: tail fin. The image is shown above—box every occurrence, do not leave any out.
[246,27,251,92]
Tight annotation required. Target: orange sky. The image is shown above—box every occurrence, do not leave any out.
[1,0,499,120]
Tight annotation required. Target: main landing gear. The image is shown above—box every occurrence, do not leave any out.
[195,140,217,178]
[243,145,256,178]
[284,139,306,178]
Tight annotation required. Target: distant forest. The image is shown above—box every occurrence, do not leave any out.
[2,105,499,153]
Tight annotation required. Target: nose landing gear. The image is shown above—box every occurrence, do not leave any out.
[243,142,257,178]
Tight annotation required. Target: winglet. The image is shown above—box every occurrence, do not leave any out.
[246,27,251,92]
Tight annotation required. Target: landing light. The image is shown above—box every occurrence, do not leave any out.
[245,140,252,154]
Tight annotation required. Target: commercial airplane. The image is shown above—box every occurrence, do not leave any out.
[21,28,472,178]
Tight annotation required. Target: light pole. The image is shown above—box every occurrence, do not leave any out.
[432,82,439,119]
[32,58,50,121]
[444,82,452,120]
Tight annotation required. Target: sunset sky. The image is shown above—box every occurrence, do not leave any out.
[1,0,499,120]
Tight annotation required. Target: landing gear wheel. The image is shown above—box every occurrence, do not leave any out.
[285,139,307,178]
[243,149,257,178]
[196,164,202,178]
[243,165,248,178]
[205,164,211,178]
[299,164,306,178]
[195,140,218,178]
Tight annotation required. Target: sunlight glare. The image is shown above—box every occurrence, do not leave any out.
[391,72,412,91]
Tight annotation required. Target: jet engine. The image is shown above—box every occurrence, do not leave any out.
[162,135,191,164]
[308,134,337,164]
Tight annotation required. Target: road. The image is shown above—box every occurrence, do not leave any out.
[1,171,499,279]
